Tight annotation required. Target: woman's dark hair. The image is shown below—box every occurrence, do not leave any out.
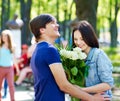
[72,20,99,48]
[29,14,55,42]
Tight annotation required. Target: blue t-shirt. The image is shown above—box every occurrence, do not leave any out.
[30,42,65,101]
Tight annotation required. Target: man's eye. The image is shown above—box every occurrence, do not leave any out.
[50,21,55,24]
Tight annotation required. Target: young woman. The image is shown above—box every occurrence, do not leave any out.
[0,29,18,101]
[72,20,114,100]
[0,35,7,99]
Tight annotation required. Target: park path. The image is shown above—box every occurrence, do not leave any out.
[1,73,120,101]
[2,84,34,101]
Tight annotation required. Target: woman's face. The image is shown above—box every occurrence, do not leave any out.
[0,36,1,43]
[73,30,90,54]
[2,33,9,43]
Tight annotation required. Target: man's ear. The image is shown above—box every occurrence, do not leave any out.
[39,28,45,34]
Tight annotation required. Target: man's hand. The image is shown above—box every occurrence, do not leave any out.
[92,93,111,101]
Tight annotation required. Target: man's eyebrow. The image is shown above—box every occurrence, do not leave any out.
[50,20,56,23]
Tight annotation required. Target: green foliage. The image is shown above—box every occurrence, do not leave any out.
[102,47,117,54]
[71,66,78,76]
[113,76,120,88]
[31,0,76,21]
[101,46,120,67]
[62,58,87,87]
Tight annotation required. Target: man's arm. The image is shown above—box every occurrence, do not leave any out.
[49,63,108,101]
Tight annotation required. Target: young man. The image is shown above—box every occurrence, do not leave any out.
[29,14,110,101]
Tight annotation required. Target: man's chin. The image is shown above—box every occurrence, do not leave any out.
[56,33,61,37]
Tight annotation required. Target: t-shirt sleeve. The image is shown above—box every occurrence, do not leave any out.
[45,47,61,65]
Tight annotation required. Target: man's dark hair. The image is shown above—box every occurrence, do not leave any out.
[29,14,55,41]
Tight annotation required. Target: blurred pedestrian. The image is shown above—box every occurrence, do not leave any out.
[15,37,36,86]
[0,29,18,101]
[6,13,24,58]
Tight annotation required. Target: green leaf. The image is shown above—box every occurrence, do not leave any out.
[70,78,75,84]
[71,66,78,76]
[84,65,90,77]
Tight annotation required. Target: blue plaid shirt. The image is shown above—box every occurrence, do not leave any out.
[85,48,114,98]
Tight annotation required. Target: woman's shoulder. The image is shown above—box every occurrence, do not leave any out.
[91,48,105,60]
[93,48,105,55]
[93,48,109,60]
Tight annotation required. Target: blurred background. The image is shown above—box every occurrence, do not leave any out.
[0,0,120,100]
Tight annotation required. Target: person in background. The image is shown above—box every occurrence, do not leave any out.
[29,14,110,101]
[72,20,114,100]
[14,37,36,86]
[0,30,18,101]
[18,44,29,69]
[2,79,7,98]
[6,13,24,58]
[14,44,29,81]
[0,35,7,99]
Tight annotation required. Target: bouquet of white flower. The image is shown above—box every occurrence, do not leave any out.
[60,47,88,87]
[59,47,89,101]
[60,47,87,60]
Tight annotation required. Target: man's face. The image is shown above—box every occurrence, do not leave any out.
[43,20,60,39]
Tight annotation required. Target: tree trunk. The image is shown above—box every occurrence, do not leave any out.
[1,0,10,30]
[110,21,117,47]
[110,0,119,47]
[20,0,32,45]
[74,0,98,34]
[56,0,59,21]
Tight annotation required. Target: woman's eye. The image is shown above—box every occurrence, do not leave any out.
[74,38,77,41]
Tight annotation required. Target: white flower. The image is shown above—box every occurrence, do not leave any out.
[60,47,87,60]
[73,47,82,53]
[60,49,67,56]
[78,52,87,60]
[60,49,71,58]
[73,47,87,59]
[70,51,79,60]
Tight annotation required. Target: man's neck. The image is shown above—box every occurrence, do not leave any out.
[38,38,55,45]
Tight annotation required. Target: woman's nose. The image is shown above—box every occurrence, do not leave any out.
[77,40,81,44]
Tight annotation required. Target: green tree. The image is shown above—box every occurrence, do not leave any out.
[1,0,10,30]
[97,0,120,47]
[109,0,120,47]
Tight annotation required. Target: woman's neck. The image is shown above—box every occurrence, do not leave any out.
[85,47,91,55]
